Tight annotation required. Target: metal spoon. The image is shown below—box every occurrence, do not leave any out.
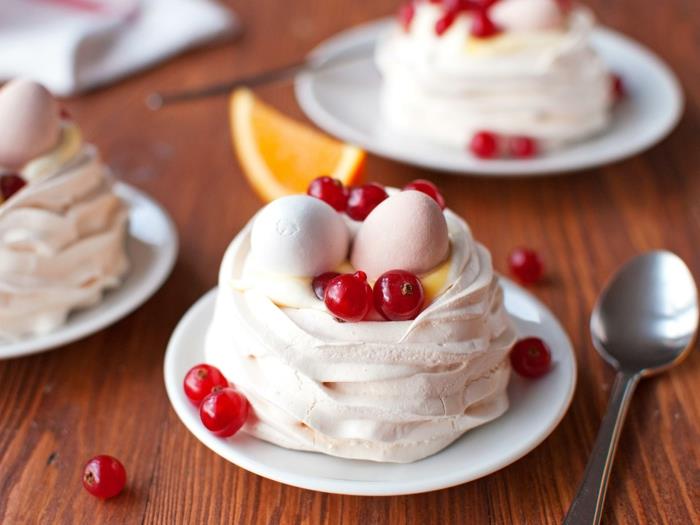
[564,251,698,524]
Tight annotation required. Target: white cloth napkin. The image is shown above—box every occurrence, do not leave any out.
[0,0,237,96]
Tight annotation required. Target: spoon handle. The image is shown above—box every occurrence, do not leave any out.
[563,370,641,525]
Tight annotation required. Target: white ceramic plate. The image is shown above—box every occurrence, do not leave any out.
[0,183,178,360]
[164,279,577,496]
[295,18,683,176]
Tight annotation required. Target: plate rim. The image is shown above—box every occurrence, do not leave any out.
[0,182,178,359]
[294,17,684,176]
[163,279,578,496]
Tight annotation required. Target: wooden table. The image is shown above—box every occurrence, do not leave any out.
[1,1,698,523]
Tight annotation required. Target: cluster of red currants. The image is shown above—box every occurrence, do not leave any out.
[183,364,250,438]
[469,132,538,160]
[399,0,503,38]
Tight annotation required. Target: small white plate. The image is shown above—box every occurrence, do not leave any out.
[295,18,683,176]
[164,279,577,496]
[0,183,178,360]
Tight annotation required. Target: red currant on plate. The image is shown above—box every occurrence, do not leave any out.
[0,173,27,200]
[611,73,625,101]
[403,179,446,209]
[307,176,348,212]
[82,455,127,499]
[508,247,544,285]
[312,271,340,300]
[324,271,373,322]
[183,364,229,405]
[374,270,425,321]
[200,387,250,437]
[508,136,538,158]
[469,131,499,159]
[346,183,388,221]
[510,337,552,378]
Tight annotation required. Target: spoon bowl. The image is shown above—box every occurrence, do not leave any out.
[590,251,699,375]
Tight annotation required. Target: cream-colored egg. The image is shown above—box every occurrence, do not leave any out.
[351,191,449,281]
[250,195,350,277]
[0,79,61,168]
[491,0,564,33]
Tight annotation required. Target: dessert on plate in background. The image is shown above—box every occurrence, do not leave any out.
[0,78,129,342]
[203,176,516,463]
[376,0,619,158]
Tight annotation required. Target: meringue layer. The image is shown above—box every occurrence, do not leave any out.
[375,3,613,150]
[0,126,129,341]
[205,208,516,463]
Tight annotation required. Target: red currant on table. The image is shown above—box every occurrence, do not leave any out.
[183,364,229,405]
[0,173,27,200]
[346,183,388,221]
[324,271,373,322]
[508,136,538,159]
[469,131,499,159]
[398,2,416,32]
[82,455,127,499]
[470,10,500,38]
[508,247,544,285]
[403,179,446,209]
[307,176,348,212]
[200,387,250,437]
[312,271,341,300]
[373,270,425,321]
[510,337,552,378]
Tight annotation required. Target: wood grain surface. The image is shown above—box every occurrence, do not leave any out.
[1,0,698,523]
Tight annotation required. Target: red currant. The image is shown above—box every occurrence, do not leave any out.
[60,107,72,119]
[510,337,552,378]
[183,364,229,405]
[435,10,457,35]
[508,247,544,285]
[312,271,340,300]
[0,173,26,200]
[398,2,416,32]
[82,455,126,499]
[508,136,538,158]
[403,179,446,209]
[346,183,388,221]
[470,10,500,38]
[469,131,499,159]
[611,73,625,102]
[200,387,249,437]
[307,176,348,212]
[373,270,425,321]
[324,271,373,322]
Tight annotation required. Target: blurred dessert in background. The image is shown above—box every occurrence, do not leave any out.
[376,0,617,158]
[0,79,129,341]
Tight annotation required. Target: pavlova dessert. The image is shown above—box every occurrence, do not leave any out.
[376,0,621,158]
[197,177,516,462]
[0,79,129,341]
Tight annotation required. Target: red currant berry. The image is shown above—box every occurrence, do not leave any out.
[324,271,373,322]
[200,387,250,437]
[435,10,457,35]
[373,270,425,321]
[469,131,499,159]
[312,271,340,300]
[82,455,127,499]
[510,337,552,378]
[307,176,348,212]
[508,247,544,285]
[403,179,446,209]
[183,364,229,405]
[0,173,27,200]
[470,10,500,38]
[508,136,538,158]
[346,183,388,221]
[611,73,625,102]
[398,2,416,32]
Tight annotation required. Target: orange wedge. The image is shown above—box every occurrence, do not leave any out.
[230,88,365,202]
